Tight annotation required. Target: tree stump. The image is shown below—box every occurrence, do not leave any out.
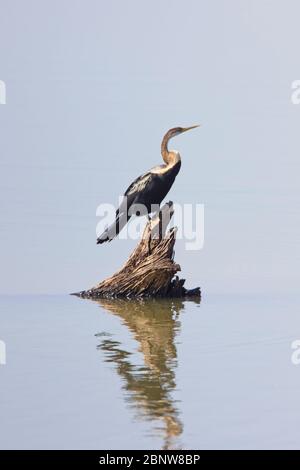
[73,201,200,299]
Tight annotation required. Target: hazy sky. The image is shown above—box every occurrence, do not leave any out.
[0,0,299,294]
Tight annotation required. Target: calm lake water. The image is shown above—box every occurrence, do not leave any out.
[0,293,299,449]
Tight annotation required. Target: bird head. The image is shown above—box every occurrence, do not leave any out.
[161,125,199,160]
[163,125,200,142]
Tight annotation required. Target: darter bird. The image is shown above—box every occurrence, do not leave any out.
[97,125,199,244]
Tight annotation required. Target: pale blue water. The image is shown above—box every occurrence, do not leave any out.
[1,293,299,449]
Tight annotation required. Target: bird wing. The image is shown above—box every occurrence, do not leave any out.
[115,171,155,217]
[98,172,156,244]
[124,171,154,198]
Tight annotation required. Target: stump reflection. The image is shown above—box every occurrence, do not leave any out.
[94,298,200,449]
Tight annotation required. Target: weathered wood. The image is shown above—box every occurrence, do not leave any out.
[73,201,200,299]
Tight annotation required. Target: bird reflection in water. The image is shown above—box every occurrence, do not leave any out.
[93,297,200,449]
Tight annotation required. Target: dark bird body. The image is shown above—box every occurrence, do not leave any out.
[97,126,198,244]
[124,159,181,211]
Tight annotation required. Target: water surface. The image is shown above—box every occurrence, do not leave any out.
[1,293,299,449]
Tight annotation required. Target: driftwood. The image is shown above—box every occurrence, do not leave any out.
[73,201,200,299]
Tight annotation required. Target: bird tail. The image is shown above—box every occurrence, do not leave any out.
[96,212,130,244]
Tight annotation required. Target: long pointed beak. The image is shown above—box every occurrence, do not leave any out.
[181,125,200,133]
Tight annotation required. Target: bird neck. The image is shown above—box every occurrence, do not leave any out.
[161,137,181,167]
[161,134,171,163]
